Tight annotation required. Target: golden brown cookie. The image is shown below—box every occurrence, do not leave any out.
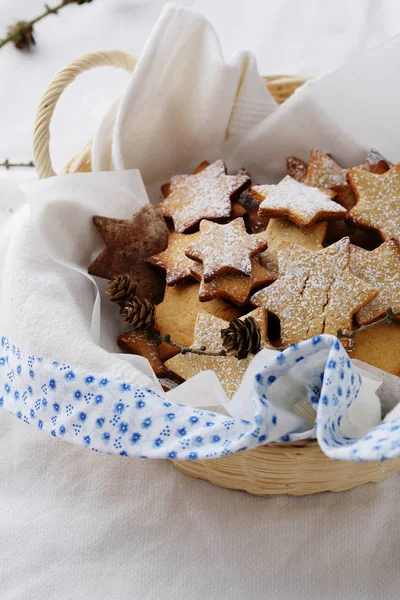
[366,148,393,171]
[88,205,169,301]
[286,156,307,182]
[305,149,347,189]
[117,330,170,377]
[165,308,267,399]
[190,257,275,306]
[185,217,268,282]
[251,238,378,348]
[159,160,250,233]
[351,321,400,375]
[252,176,346,227]
[163,159,246,221]
[258,218,327,278]
[348,164,400,242]
[146,232,199,286]
[154,282,241,348]
[349,241,400,325]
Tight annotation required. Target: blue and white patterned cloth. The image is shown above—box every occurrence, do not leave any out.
[0,332,399,462]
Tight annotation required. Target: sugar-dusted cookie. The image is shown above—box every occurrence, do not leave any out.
[146,231,199,286]
[165,308,267,399]
[259,218,327,278]
[252,176,346,227]
[351,321,400,375]
[305,149,347,188]
[348,164,400,242]
[154,282,241,349]
[366,148,393,170]
[286,156,307,183]
[190,257,275,306]
[185,218,268,282]
[251,238,378,348]
[117,330,170,377]
[349,241,400,326]
[159,160,250,233]
[88,205,169,301]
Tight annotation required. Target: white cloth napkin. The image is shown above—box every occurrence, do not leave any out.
[230,33,400,182]
[92,2,277,196]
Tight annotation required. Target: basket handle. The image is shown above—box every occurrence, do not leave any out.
[33,50,137,180]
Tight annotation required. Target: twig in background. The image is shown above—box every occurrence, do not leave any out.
[0,0,94,51]
[0,160,35,170]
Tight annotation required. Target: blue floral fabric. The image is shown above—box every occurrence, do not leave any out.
[0,333,399,461]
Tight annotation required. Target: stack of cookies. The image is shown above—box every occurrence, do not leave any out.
[88,152,400,397]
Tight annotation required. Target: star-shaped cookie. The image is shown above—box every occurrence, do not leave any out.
[185,217,268,282]
[251,237,378,347]
[165,308,267,399]
[305,149,347,189]
[159,159,250,233]
[348,164,400,242]
[190,257,275,306]
[154,282,241,351]
[259,217,327,278]
[88,205,169,301]
[252,176,346,227]
[350,240,400,326]
[146,232,199,286]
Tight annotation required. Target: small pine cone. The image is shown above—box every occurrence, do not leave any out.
[121,298,155,330]
[9,22,35,50]
[221,316,261,360]
[106,275,136,306]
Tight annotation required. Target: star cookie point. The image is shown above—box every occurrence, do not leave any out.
[159,159,250,233]
[165,308,268,398]
[348,164,400,242]
[185,217,268,283]
[88,205,169,301]
[253,175,346,227]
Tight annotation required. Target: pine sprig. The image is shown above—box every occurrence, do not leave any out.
[146,330,227,358]
[337,307,400,346]
[0,1,94,51]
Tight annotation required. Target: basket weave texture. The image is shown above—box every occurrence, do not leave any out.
[33,51,400,496]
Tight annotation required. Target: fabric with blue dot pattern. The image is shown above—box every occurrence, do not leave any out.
[0,333,398,461]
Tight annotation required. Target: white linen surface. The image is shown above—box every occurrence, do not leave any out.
[1,1,400,599]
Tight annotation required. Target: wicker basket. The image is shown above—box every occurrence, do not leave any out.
[33,50,400,496]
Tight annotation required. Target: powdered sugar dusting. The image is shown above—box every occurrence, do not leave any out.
[186,218,268,282]
[259,218,326,276]
[251,238,377,345]
[191,258,274,306]
[350,241,400,325]
[147,232,199,286]
[306,149,347,188]
[349,165,400,242]
[255,176,346,226]
[160,160,250,232]
[165,309,267,398]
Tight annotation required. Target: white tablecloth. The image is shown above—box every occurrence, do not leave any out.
[0,1,400,598]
